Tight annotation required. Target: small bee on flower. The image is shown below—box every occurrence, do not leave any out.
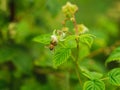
[49,34,58,50]
[49,30,66,50]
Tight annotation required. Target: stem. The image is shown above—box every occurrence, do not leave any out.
[62,18,68,27]
[60,16,82,86]
[76,39,79,61]
[72,16,78,35]
[75,61,82,86]
[71,54,82,86]
[71,15,82,86]
[9,0,15,22]
[59,42,82,86]
[101,77,109,81]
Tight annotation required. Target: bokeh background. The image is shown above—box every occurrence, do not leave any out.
[0,0,120,90]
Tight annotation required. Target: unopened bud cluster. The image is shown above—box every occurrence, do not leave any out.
[62,2,78,18]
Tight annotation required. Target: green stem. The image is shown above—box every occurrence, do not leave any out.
[71,54,82,86]
[101,77,109,81]
[76,39,79,62]
[72,16,78,35]
[71,16,82,86]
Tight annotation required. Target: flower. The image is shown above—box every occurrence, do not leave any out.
[51,34,58,42]
[62,2,78,18]
[77,24,89,34]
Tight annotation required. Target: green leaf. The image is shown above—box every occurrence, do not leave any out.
[0,46,14,63]
[81,68,103,80]
[53,48,71,67]
[106,47,120,65]
[33,34,51,44]
[15,20,31,43]
[108,68,120,86]
[79,44,90,59]
[83,80,105,90]
[12,49,33,73]
[79,34,95,48]
[64,35,76,48]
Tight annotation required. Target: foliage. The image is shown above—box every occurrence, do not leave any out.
[108,68,120,86]
[0,0,120,90]
[106,47,120,65]
[83,80,105,90]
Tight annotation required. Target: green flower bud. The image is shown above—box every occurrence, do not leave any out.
[62,2,78,18]
[76,24,89,34]
[62,27,69,32]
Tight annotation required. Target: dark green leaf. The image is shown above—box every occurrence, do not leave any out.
[106,47,120,65]
[0,46,14,63]
[108,68,120,86]
[83,80,105,90]
[12,49,33,73]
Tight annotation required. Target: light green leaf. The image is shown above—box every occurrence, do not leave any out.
[53,48,71,67]
[83,80,105,90]
[79,44,90,59]
[33,34,51,44]
[81,68,103,80]
[108,68,120,86]
[106,47,120,65]
[79,34,95,48]
[64,35,76,48]
[15,20,31,43]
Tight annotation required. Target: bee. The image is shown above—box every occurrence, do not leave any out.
[49,40,57,50]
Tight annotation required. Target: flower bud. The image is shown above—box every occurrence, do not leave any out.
[77,24,89,34]
[62,2,78,18]
[62,27,69,32]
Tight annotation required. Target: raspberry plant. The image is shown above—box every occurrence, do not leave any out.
[33,2,120,90]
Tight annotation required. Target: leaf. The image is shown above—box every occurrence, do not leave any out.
[81,68,103,80]
[53,48,71,67]
[79,44,90,59]
[20,79,47,90]
[83,80,105,90]
[106,47,120,65]
[33,34,51,44]
[79,34,95,48]
[12,49,33,73]
[15,20,31,43]
[0,46,14,63]
[64,35,76,48]
[108,68,120,86]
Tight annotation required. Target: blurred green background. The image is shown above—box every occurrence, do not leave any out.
[0,0,120,90]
